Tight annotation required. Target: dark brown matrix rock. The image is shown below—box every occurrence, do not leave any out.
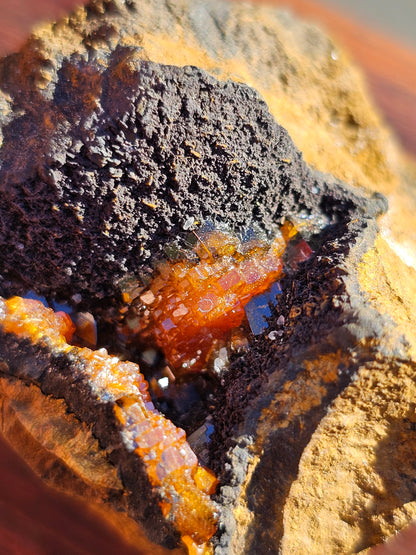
[0,47,380,305]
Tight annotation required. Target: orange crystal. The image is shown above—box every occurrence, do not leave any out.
[125,225,287,372]
[0,296,218,546]
[1,296,76,347]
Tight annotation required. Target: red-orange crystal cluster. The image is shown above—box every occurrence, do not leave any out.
[0,296,218,549]
[123,221,311,373]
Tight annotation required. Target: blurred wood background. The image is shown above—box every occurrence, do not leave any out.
[0,0,415,553]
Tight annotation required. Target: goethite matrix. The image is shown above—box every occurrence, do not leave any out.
[120,219,313,376]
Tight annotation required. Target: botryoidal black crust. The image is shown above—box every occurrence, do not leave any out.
[0,47,383,307]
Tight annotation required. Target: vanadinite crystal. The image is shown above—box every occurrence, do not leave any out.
[0,220,314,551]
[0,296,218,549]
[122,221,313,374]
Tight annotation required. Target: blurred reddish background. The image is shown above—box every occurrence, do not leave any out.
[0,0,83,54]
[0,1,415,554]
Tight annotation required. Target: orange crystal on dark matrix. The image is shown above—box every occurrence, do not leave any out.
[125,223,299,373]
[0,297,218,549]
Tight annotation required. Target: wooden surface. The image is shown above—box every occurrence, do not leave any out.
[0,1,415,554]
[0,435,141,555]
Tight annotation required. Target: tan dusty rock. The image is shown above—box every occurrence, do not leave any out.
[273,214,416,553]
[281,359,416,554]
[359,235,416,359]
[273,235,416,554]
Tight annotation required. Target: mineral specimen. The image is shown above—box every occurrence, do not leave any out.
[0,296,218,550]
[1,0,416,553]
[121,221,312,374]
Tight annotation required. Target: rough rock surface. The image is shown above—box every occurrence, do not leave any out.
[0,54,374,304]
[1,0,416,554]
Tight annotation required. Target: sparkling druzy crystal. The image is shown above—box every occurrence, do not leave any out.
[0,297,218,548]
[123,221,312,373]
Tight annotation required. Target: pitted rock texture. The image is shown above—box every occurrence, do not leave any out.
[0,51,377,305]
